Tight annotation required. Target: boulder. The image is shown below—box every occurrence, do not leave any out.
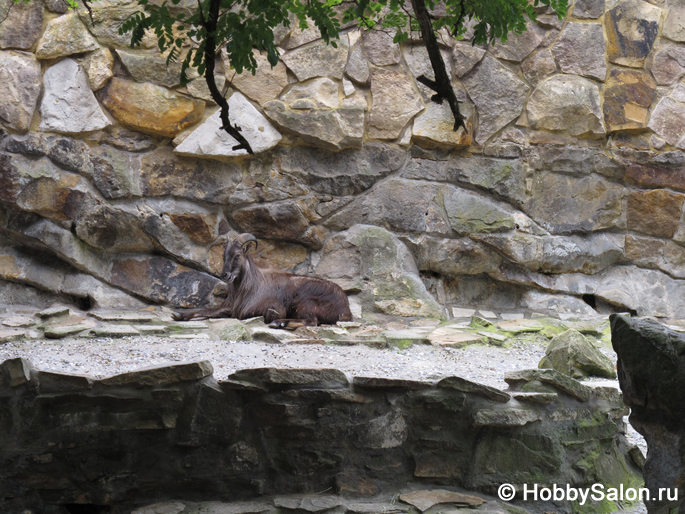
[611,315,685,512]
[40,59,113,134]
[605,0,661,68]
[363,29,401,66]
[464,57,529,144]
[116,49,193,88]
[402,153,526,205]
[489,20,544,63]
[626,189,685,238]
[281,39,349,81]
[100,78,205,138]
[345,43,370,85]
[451,42,485,78]
[263,101,363,151]
[176,95,282,158]
[603,69,656,131]
[278,142,406,196]
[35,12,100,59]
[224,49,289,106]
[0,0,43,50]
[526,74,605,136]
[650,44,685,86]
[473,232,624,275]
[140,146,241,204]
[664,0,685,42]
[0,51,41,132]
[368,67,424,140]
[325,178,513,236]
[523,173,624,234]
[648,96,685,147]
[315,224,444,318]
[90,145,142,199]
[539,329,616,379]
[521,49,557,86]
[412,101,473,148]
[573,0,605,18]
[80,47,114,91]
[78,0,156,49]
[551,22,606,81]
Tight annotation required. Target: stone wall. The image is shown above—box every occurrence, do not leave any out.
[3,0,685,317]
[0,357,640,513]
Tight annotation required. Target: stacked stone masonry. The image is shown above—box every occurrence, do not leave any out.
[5,0,685,317]
[0,357,640,513]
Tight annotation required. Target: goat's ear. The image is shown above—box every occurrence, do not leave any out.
[242,240,257,254]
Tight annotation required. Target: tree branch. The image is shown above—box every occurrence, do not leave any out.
[201,0,254,154]
[409,0,467,133]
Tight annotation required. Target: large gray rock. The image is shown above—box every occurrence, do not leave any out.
[175,95,282,159]
[39,59,112,134]
[316,224,444,318]
[611,315,685,512]
[116,49,190,88]
[412,101,473,148]
[90,145,142,199]
[489,20,544,62]
[539,329,616,379]
[278,142,406,196]
[648,96,685,147]
[325,178,514,236]
[345,44,370,85]
[230,200,311,245]
[400,234,502,276]
[523,173,624,234]
[473,232,624,275]
[525,145,625,179]
[225,49,289,106]
[464,57,529,144]
[140,146,242,204]
[78,0,156,49]
[362,29,401,66]
[451,42,486,78]
[35,12,100,59]
[651,44,685,85]
[526,74,605,136]
[402,152,526,205]
[402,44,453,101]
[0,51,41,132]
[368,67,424,140]
[80,47,114,91]
[551,22,606,81]
[664,0,685,42]
[521,49,557,86]
[280,77,340,109]
[0,0,43,50]
[263,101,363,151]
[281,39,349,81]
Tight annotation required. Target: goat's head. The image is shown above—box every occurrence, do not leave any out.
[221,233,258,283]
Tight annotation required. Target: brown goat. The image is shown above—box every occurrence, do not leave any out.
[172,233,352,328]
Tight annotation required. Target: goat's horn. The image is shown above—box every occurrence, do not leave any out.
[233,233,258,251]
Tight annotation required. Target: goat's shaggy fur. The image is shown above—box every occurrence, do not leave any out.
[173,233,352,327]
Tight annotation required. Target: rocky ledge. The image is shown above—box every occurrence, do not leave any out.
[0,343,641,514]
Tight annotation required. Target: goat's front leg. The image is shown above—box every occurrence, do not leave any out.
[172,306,232,321]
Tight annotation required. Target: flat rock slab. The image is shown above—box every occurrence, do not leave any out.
[512,392,559,404]
[429,327,483,347]
[99,360,213,387]
[37,306,70,319]
[438,376,511,403]
[2,316,36,328]
[274,496,344,512]
[134,325,168,334]
[353,376,433,390]
[504,368,591,402]
[251,327,298,344]
[167,321,209,331]
[383,330,431,347]
[89,311,159,323]
[229,367,349,388]
[496,319,544,333]
[92,325,141,338]
[43,323,91,339]
[399,490,486,511]
[473,408,541,427]
[0,328,25,343]
[477,331,508,345]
